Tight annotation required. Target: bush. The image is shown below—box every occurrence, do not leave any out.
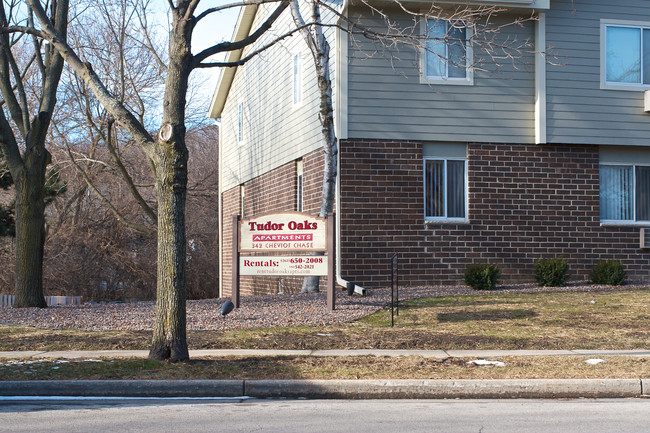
[590,260,626,286]
[534,257,569,287]
[464,263,501,291]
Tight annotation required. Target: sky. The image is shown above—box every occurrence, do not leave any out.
[191,3,241,105]
[151,2,241,114]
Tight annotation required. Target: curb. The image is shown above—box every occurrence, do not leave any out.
[0,378,647,399]
[0,380,244,398]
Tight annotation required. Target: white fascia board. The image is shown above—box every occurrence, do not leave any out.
[208,5,258,120]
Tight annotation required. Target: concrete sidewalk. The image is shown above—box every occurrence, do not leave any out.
[2,348,650,359]
[0,349,648,400]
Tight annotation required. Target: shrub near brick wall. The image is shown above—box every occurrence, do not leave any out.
[339,139,650,289]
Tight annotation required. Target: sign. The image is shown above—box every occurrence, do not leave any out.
[232,212,336,311]
[240,255,328,276]
[240,212,327,251]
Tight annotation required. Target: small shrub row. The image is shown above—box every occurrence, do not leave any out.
[463,258,626,290]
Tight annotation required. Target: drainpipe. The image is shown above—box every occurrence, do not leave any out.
[335,0,366,296]
[217,118,224,298]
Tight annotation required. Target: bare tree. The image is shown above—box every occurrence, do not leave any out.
[290,0,335,293]
[0,0,68,307]
[4,0,296,361]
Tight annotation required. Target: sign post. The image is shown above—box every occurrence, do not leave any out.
[232,212,336,310]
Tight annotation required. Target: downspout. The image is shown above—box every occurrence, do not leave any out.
[335,0,366,295]
[217,119,224,298]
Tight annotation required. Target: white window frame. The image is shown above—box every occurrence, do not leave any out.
[240,184,246,218]
[420,17,474,85]
[292,53,303,107]
[600,19,650,91]
[237,102,244,144]
[296,159,304,212]
[423,157,469,221]
[599,163,650,225]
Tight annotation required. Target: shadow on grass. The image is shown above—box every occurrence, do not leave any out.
[437,309,538,323]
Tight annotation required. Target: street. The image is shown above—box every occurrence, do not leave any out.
[0,397,648,433]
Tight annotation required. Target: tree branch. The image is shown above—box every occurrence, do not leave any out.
[65,143,156,237]
[104,118,158,225]
[192,0,290,67]
[25,0,156,157]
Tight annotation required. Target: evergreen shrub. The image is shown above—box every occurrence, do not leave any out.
[590,260,626,286]
[464,263,501,291]
[534,257,569,287]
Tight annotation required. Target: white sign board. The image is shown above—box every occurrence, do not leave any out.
[240,212,327,252]
[239,255,328,276]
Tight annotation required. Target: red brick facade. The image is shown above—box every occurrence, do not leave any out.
[339,139,650,288]
[222,139,650,294]
[221,149,327,296]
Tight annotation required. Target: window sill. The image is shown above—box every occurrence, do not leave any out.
[424,219,471,226]
[600,221,650,227]
[420,76,473,86]
[600,82,650,92]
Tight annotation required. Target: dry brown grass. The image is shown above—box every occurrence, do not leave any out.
[0,289,648,352]
[0,356,647,381]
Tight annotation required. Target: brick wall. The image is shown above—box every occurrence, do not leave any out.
[339,139,650,288]
[221,149,327,296]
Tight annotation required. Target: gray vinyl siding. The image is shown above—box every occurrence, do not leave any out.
[219,3,337,192]
[346,9,535,143]
[546,0,650,146]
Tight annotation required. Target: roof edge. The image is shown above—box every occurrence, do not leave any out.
[208,4,259,120]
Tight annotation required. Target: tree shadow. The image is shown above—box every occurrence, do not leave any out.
[437,309,538,323]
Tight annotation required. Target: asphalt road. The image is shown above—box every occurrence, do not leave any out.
[0,397,648,433]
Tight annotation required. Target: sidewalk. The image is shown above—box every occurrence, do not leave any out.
[1,349,648,400]
[1,348,650,359]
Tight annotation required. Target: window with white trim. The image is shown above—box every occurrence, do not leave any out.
[240,184,246,218]
[601,20,650,89]
[422,18,472,84]
[296,160,304,212]
[293,53,302,106]
[424,158,467,220]
[600,164,650,222]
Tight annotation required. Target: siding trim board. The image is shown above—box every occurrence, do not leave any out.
[535,12,547,144]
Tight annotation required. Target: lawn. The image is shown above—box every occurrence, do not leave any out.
[1,289,648,351]
[1,289,648,380]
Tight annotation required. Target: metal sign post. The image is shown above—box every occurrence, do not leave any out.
[391,253,398,327]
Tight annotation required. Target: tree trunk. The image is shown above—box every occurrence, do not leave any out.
[13,144,49,308]
[293,0,337,294]
[148,138,189,362]
[148,11,191,362]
